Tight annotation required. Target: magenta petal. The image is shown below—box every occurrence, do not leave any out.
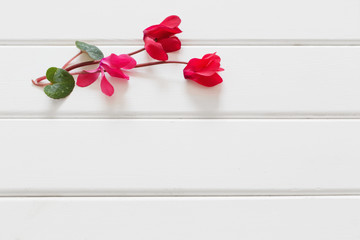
[76,70,100,87]
[196,69,219,76]
[184,58,203,72]
[102,63,129,80]
[160,15,181,28]
[144,37,168,61]
[144,25,182,40]
[100,74,114,96]
[203,53,221,64]
[191,73,223,87]
[203,52,216,58]
[102,54,136,69]
[196,61,221,76]
[119,54,137,69]
[183,69,194,80]
[84,68,101,74]
[158,36,181,52]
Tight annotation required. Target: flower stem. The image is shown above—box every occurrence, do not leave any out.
[32,58,188,86]
[32,79,51,86]
[32,70,88,86]
[135,61,188,68]
[33,75,47,83]
[65,60,100,72]
[127,48,145,56]
[62,51,83,69]
[32,60,101,86]
[67,70,89,76]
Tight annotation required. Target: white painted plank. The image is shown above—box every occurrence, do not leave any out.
[1,0,360,42]
[2,46,360,118]
[1,119,360,196]
[1,196,360,240]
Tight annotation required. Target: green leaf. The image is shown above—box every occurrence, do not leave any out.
[75,41,104,60]
[44,68,75,99]
[46,67,57,83]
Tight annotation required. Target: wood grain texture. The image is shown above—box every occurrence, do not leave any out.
[1,0,360,41]
[1,196,360,240]
[1,119,360,196]
[2,46,360,118]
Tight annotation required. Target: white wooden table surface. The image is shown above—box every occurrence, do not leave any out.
[1,0,360,239]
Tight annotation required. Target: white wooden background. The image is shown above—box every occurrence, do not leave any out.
[1,0,360,239]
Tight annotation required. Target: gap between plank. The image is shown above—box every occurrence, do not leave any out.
[2,189,360,198]
[2,39,360,46]
[3,116,360,120]
[2,118,360,122]
[1,194,360,198]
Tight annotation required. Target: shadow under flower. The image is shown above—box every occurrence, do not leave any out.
[185,80,223,116]
[103,77,129,106]
[31,83,68,118]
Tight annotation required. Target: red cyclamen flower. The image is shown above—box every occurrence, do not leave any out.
[77,54,136,96]
[143,15,182,61]
[183,53,224,87]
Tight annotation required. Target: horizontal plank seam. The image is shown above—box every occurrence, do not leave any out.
[4,116,360,120]
[2,39,360,46]
[4,118,360,121]
[1,194,360,198]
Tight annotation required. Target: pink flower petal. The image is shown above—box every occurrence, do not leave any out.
[160,15,181,28]
[102,63,129,80]
[84,68,101,74]
[144,37,168,61]
[203,53,220,62]
[158,36,181,52]
[190,73,223,87]
[143,25,182,39]
[201,53,221,68]
[184,58,203,73]
[76,70,100,87]
[184,53,223,76]
[183,53,224,86]
[119,55,137,69]
[196,61,221,76]
[102,54,136,69]
[100,73,114,96]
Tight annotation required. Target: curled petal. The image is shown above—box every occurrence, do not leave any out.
[187,73,223,87]
[144,37,168,61]
[102,54,137,69]
[100,73,114,96]
[184,58,203,73]
[120,55,137,69]
[83,68,101,74]
[76,70,100,87]
[203,53,221,63]
[158,36,181,52]
[196,61,221,76]
[143,25,182,39]
[160,15,181,28]
[102,63,129,80]
[184,53,223,76]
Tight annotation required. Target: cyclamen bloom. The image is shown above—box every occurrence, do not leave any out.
[77,54,136,96]
[183,53,224,87]
[143,15,182,61]
[33,17,225,100]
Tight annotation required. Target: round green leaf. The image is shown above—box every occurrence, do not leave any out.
[44,68,75,99]
[46,67,57,83]
[75,41,104,60]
